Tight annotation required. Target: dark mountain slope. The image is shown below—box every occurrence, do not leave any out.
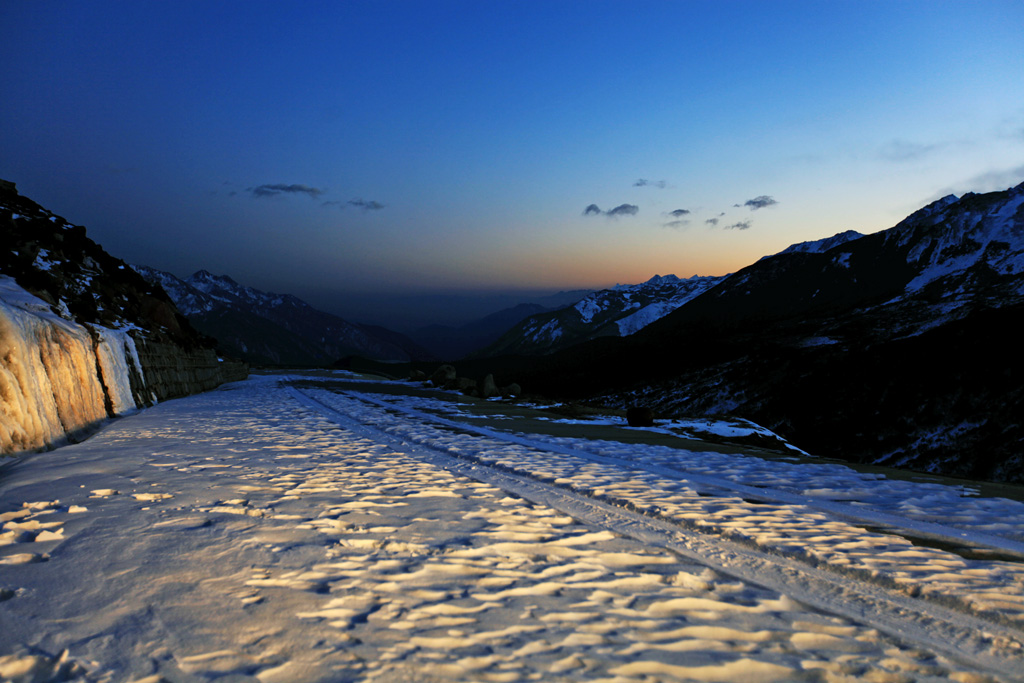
[476,275,725,358]
[504,183,1024,482]
[134,267,435,365]
[413,303,553,360]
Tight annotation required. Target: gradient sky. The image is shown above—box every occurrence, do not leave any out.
[2,1,1023,330]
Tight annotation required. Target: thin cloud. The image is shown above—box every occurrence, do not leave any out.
[663,220,690,229]
[726,220,752,230]
[323,198,387,210]
[955,164,1024,193]
[878,139,944,162]
[927,163,1024,202]
[994,112,1024,142]
[583,203,639,217]
[736,195,777,210]
[249,183,324,199]
[348,198,385,210]
[705,218,719,226]
[668,209,690,217]
[634,179,667,189]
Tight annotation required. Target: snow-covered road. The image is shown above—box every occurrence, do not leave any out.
[2,374,1023,682]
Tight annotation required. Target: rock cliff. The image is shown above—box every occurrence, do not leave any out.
[1,179,247,455]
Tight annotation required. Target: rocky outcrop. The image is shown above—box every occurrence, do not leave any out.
[1,180,247,456]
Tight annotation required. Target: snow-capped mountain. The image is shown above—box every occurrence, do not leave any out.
[505,182,1024,483]
[133,266,434,365]
[477,274,725,357]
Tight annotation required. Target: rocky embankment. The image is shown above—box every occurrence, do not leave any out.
[1,179,246,455]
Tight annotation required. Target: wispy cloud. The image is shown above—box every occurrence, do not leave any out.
[735,195,777,210]
[663,220,690,229]
[958,164,1024,192]
[348,198,385,210]
[928,163,1024,201]
[878,139,944,162]
[705,218,719,226]
[634,179,667,189]
[249,183,325,199]
[323,198,387,210]
[583,203,639,217]
[668,209,690,217]
[726,220,752,230]
[993,111,1024,142]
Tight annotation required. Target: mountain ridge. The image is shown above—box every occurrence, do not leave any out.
[475,273,726,357]
[469,182,1024,482]
[133,266,436,366]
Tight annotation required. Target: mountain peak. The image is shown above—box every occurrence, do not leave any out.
[776,230,865,258]
[190,270,237,286]
[645,274,681,286]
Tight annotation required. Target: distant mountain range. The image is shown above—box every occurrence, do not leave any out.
[133,267,435,365]
[470,182,1024,482]
[476,274,726,357]
[9,172,1024,483]
[410,289,593,360]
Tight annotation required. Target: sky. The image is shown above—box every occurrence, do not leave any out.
[2,0,1023,330]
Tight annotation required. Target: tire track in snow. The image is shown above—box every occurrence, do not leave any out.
[350,389,1024,558]
[287,385,1024,680]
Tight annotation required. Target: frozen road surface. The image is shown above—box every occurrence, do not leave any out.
[2,373,1023,682]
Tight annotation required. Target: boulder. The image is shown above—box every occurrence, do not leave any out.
[500,383,522,398]
[479,374,499,398]
[409,369,427,381]
[453,377,478,395]
[429,364,456,386]
[626,406,655,427]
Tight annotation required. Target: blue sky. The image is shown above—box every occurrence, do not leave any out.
[2,1,1023,329]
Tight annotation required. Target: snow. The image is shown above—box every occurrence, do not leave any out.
[33,249,57,272]
[798,335,839,347]
[2,373,1023,681]
[528,318,562,342]
[573,297,602,323]
[90,326,144,416]
[773,230,864,257]
[903,189,1024,295]
[615,275,721,336]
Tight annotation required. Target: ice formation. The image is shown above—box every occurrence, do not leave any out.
[0,276,145,454]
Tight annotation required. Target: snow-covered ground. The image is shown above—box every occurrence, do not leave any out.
[2,374,1023,682]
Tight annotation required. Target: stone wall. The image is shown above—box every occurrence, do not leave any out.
[133,340,248,403]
